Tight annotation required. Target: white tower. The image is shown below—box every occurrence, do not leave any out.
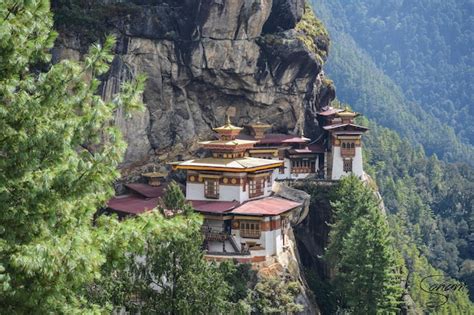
[323,108,368,180]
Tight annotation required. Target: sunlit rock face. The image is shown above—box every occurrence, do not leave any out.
[52,0,334,173]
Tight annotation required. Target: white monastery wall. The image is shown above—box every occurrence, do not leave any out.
[331,146,364,180]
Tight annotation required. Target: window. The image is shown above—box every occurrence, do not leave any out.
[343,159,353,173]
[249,178,264,198]
[240,221,261,238]
[204,179,219,198]
[341,141,355,157]
[291,159,311,173]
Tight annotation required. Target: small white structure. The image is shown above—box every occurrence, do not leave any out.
[320,108,369,180]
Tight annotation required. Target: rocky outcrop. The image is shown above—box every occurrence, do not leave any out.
[52,0,334,181]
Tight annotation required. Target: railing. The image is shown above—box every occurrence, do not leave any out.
[291,167,312,174]
[204,193,219,199]
[249,189,264,198]
[240,230,261,239]
[201,225,228,241]
[201,225,250,256]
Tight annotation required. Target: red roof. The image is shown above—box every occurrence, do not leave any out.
[238,133,309,144]
[308,143,325,153]
[261,134,309,144]
[125,183,166,198]
[318,107,342,116]
[190,200,240,214]
[230,197,301,216]
[107,195,159,215]
[323,123,369,132]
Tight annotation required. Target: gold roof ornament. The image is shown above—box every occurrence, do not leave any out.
[249,118,271,139]
[213,115,243,132]
[249,119,271,129]
[142,171,168,178]
[337,107,359,119]
[213,115,243,141]
[142,171,168,186]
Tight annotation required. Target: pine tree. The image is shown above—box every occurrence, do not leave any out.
[326,176,403,313]
[160,181,193,215]
[325,175,377,264]
[337,208,402,314]
[0,1,144,312]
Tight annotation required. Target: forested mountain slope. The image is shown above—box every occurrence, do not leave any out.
[311,0,474,304]
[312,0,474,164]
[362,117,474,302]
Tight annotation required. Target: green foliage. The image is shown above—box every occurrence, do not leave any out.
[326,176,403,313]
[390,217,473,314]
[219,261,258,304]
[325,175,377,263]
[295,2,329,63]
[352,114,474,309]
[315,0,473,146]
[0,0,144,313]
[312,0,474,165]
[160,181,194,215]
[91,185,233,314]
[245,276,304,314]
[304,269,339,314]
[362,117,474,296]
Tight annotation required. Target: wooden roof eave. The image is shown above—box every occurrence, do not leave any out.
[172,162,283,173]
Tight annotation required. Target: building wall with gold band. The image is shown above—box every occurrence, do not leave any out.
[185,170,276,202]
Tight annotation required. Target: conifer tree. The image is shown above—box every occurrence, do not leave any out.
[326,176,402,313]
[325,175,376,263]
[0,0,144,312]
[337,207,402,313]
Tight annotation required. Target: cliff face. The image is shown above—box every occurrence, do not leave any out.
[52,0,334,179]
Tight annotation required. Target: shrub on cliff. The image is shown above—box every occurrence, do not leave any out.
[295,2,330,64]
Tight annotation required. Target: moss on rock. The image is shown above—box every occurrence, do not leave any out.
[295,2,330,63]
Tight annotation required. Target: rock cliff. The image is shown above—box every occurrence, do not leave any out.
[52,0,334,181]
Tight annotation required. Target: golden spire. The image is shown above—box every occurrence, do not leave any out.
[213,115,243,140]
[213,115,243,132]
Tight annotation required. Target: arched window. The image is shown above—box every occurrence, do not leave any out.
[342,142,346,148]
[351,142,355,148]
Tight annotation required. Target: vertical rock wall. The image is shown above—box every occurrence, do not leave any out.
[52,0,334,179]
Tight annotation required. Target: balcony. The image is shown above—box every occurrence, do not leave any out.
[201,225,250,255]
[340,148,355,157]
[240,229,261,239]
[201,225,228,241]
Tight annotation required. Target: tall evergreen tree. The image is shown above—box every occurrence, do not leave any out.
[337,207,402,313]
[0,0,144,312]
[325,175,376,263]
[327,176,402,313]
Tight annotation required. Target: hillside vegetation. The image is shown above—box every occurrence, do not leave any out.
[312,0,474,165]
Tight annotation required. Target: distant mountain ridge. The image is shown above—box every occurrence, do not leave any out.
[312,0,474,165]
